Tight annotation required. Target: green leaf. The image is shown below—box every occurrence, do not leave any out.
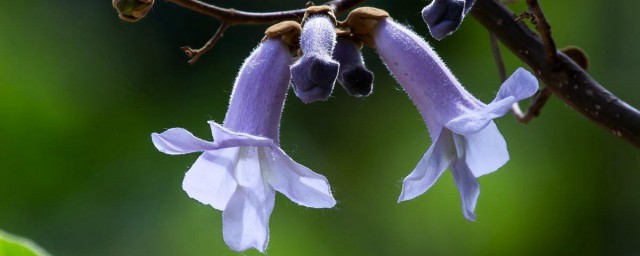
[0,230,50,256]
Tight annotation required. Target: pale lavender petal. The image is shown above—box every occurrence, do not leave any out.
[222,186,275,253]
[208,121,274,149]
[422,0,465,40]
[332,38,374,97]
[291,15,339,103]
[444,110,492,135]
[182,148,239,210]
[492,68,539,104]
[262,147,336,208]
[223,38,292,143]
[461,121,509,177]
[398,129,456,202]
[151,128,217,155]
[450,159,479,221]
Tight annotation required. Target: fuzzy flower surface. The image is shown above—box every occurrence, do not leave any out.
[291,14,340,103]
[332,37,374,97]
[422,0,476,40]
[151,38,336,252]
[373,18,538,221]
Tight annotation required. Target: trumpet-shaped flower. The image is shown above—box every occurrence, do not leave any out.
[151,37,336,252]
[332,37,374,97]
[372,18,538,220]
[291,14,340,103]
[423,0,476,40]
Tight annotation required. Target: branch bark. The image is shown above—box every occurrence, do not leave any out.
[471,0,640,148]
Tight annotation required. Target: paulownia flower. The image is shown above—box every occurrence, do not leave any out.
[422,0,476,40]
[346,8,537,221]
[151,29,336,252]
[291,7,340,103]
[332,37,374,97]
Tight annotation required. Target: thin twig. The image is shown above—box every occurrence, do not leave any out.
[165,0,364,25]
[489,33,507,82]
[525,0,558,64]
[164,0,364,63]
[472,0,640,148]
[181,22,230,64]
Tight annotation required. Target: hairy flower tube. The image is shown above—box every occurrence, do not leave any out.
[422,0,476,40]
[364,16,537,220]
[290,8,340,103]
[151,31,336,252]
[332,37,374,97]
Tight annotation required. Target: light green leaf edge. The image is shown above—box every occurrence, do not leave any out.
[0,230,50,256]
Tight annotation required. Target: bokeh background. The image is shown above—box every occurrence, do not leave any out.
[1,0,639,255]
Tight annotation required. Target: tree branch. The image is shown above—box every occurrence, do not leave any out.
[472,0,640,148]
[165,0,364,25]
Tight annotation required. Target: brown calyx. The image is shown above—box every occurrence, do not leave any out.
[343,7,389,48]
[302,5,337,26]
[263,21,302,51]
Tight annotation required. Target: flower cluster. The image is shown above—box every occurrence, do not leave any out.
[151,5,538,253]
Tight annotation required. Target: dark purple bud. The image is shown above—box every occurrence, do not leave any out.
[291,15,339,103]
[422,0,466,40]
[332,38,374,97]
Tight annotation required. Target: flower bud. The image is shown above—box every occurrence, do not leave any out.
[112,0,154,22]
[291,10,340,103]
[332,38,374,97]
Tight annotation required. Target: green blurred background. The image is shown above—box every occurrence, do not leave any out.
[1,0,639,255]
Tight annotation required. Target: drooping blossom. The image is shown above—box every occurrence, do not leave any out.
[346,8,538,221]
[151,25,336,252]
[422,0,476,40]
[332,37,374,97]
[290,7,340,103]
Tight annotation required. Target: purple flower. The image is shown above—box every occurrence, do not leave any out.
[372,18,538,221]
[291,14,340,103]
[151,37,336,252]
[332,37,374,97]
[423,0,476,40]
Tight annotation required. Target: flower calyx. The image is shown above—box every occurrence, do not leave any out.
[343,7,390,48]
[263,21,302,51]
[302,6,337,26]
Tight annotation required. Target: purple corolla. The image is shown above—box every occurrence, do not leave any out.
[151,32,336,252]
[332,37,374,97]
[290,9,340,103]
[423,0,476,40]
[370,17,538,221]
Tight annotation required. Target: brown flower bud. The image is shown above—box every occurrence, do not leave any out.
[344,7,389,47]
[113,0,154,22]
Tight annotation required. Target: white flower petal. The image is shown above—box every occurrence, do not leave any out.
[450,159,480,221]
[151,128,217,155]
[222,185,275,253]
[463,121,509,177]
[182,148,239,210]
[398,129,456,202]
[208,121,274,148]
[262,148,336,208]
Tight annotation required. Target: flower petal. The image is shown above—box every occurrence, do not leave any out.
[208,121,274,149]
[222,186,275,253]
[450,159,480,221]
[151,128,217,155]
[462,121,509,177]
[182,148,239,210]
[492,67,539,104]
[263,148,336,208]
[398,129,456,202]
